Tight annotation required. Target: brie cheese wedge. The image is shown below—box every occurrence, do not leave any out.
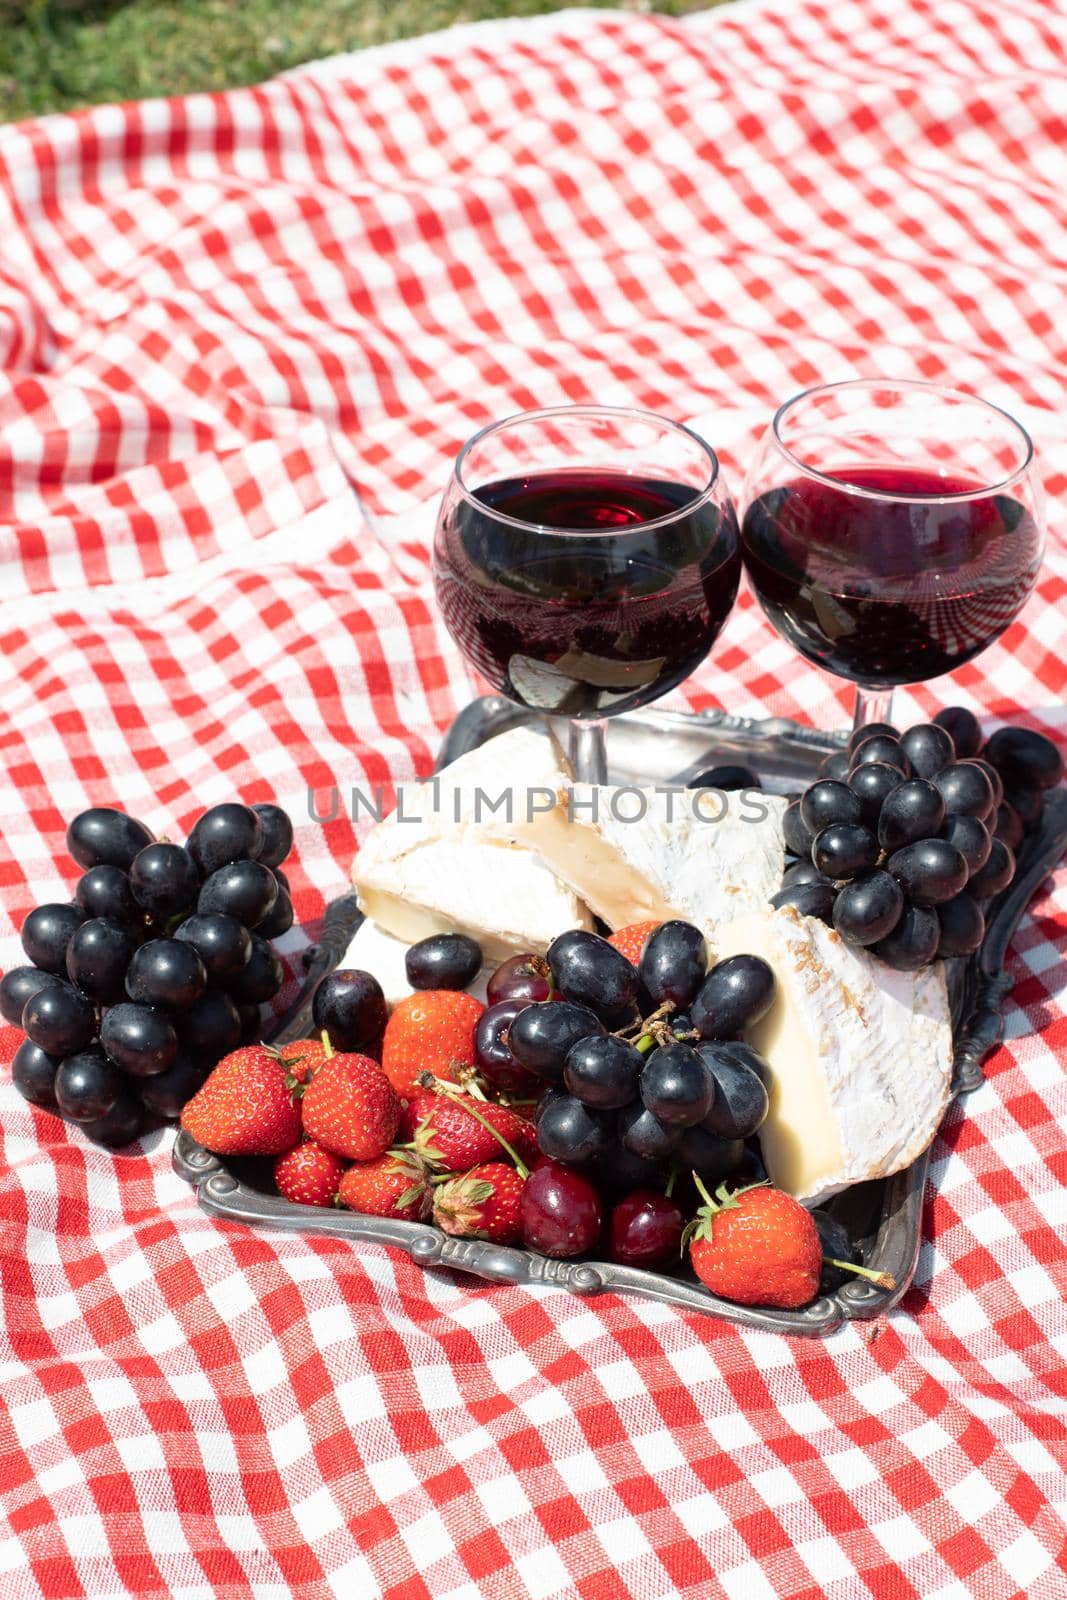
[715,905,953,1205]
[512,783,788,940]
[341,918,490,1008]
[351,726,592,961]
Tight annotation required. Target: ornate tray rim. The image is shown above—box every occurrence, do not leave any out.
[173,699,1067,1338]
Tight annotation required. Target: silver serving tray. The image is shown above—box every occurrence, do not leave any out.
[174,698,1067,1337]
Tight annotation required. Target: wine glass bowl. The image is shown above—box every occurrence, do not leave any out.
[433,406,741,778]
[739,381,1045,728]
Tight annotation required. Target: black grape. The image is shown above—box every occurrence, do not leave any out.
[67,808,154,871]
[832,870,904,947]
[21,903,87,975]
[0,966,61,1027]
[197,860,278,928]
[126,938,207,1009]
[227,935,284,1005]
[75,865,142,930]
[11,1039,60,1108]
[66,918,135,1004]
[55,1048,121,1123]
[130,843,200,919]
[174,913,252,984]
[899,723,955,779]
[983,726,1063,792]
[251,803,294,868]
[100,1003,178,1077]
[876,780,945,853]
[932,706,982,760]
[22,982,96,1057]
[187,803,264,877]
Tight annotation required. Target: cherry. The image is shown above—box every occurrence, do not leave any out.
[520,1159,602,1258]
[608,1189,685,1270]
[486,953,553,1006]
[474,1000,541,1094]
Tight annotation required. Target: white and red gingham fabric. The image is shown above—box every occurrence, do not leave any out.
[1,0,1066,1594]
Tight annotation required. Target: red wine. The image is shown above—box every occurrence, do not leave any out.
[740,467,1041,687]
[434,470,740,717]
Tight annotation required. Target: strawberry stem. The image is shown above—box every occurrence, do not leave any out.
[691,1171,716,1209]
[826,1258,897,1291]
[320,1030,333,1059]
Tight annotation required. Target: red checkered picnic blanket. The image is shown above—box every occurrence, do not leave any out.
[1,1,1065,1594]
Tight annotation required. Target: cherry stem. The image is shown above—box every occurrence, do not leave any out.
[826,1258,896,1291]
[418,1073,529,1178]
[664,1166,677,1200]
[320,1031,333,1059]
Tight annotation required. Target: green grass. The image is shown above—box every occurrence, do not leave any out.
[1,0,714,122]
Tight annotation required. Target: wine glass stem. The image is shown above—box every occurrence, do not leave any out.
[853,685,895,734]
[568,718,608,784]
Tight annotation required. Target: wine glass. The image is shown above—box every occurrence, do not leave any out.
[432,405,741,782]
[739,380,1045,733]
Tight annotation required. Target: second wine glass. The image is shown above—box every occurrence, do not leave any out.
[739,380,1044,733]
[433,405,741,781]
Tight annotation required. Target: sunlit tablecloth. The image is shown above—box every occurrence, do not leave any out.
[0,2,1065,1594]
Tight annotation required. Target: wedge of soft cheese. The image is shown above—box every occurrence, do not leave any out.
[351,726,592,962]
[341,918,491,1008]
[511,784,788,940]
[715,905,953,1205]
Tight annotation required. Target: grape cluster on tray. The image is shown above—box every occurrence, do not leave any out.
[772,710,1063,970]
[1,802,295,1145]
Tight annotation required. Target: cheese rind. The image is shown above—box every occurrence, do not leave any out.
[341,918,490,1008]
[351,727,592,961]
[714,905,953,1204]
[512,784,788,940]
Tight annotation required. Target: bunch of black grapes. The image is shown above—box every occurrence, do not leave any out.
[509,924,775,1194]
[2,802,295,1146]
[774,709,1063,970]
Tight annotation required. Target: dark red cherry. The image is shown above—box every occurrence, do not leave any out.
[519,1159,602,1258]
[607,1189,685,1270]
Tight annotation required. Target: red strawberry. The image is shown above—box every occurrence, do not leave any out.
[433,1162,525,1244]
[274,1140,347,1207]
[275,1037,328,1085]
[382,991,485,1099]
[301,1048,400,1160]
[608,921,661,967]
[401,1087,538,1173]
[337,1148,431,1220]
[685,1180,822,1308]
[181,1045,302,1156]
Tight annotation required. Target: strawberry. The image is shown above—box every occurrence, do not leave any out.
[337,1148,431,1221]
[400,1087,538,1173]
[608,921,660,967]
[301,1047,400,1161]
[684,1180,822,1308]
[381,991,485,1099]
[181,1045,302,1157]
[275,1037,328,1085]
[433,1162,525,1244]
[274,1140,347,1207]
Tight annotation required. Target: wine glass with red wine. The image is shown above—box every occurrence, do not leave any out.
[433,406,741,781]
[740,380,1044,731]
